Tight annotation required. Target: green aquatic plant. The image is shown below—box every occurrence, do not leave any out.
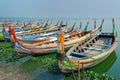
[48,60,62,74]
[64,71,116,80]
[0,41,16,59]
[0,41,117,80]
[84,71,116,80]
[20,54,56,72]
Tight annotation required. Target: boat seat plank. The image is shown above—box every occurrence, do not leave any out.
[88,43,111,47]
[71,52,92,57]
[83,47,105,51]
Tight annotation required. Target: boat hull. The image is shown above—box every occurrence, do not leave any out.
[14,27,101,55]
[59,33,118,73]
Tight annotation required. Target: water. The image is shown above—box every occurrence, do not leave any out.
[0,17,120,79]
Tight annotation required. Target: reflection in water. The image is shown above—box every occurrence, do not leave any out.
[88,51,117,73]
[107,47,120,79]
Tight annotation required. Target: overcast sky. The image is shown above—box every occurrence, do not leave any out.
[0,0,120,18]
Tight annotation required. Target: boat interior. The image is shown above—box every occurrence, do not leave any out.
[68,34,114,58]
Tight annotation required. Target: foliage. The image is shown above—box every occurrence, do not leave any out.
[0,41,117,80]
[0,41,16,59]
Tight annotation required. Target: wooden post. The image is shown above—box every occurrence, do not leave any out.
[57,25,65,68]
[82,63,84,79]
[78,61,80,80]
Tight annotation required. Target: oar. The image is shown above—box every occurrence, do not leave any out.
[84,21,89,31]
[100,19,104,32]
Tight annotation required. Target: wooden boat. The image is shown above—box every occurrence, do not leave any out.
[15,22,80,43]
[57,19,118,73]
[16,24,69,36]
[12,26,101,55]
[17,31,58,43]
[16,20,91,44]
[15,21,61,36]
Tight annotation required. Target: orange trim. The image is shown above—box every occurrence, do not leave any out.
[33,40,50,46]
[32,31,82,46]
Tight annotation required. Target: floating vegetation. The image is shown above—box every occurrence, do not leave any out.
[0,41,16,59]
[48,61,116,80]
[20,54,56,72]
[64,71,116,80]
[48,60,62,75]
[0,41,117,80]
[84,71,116,80]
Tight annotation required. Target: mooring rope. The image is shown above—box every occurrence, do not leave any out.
[66,55,77,80]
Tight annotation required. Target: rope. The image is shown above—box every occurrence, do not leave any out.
[66,55,77,80]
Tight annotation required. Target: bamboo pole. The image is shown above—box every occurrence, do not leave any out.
[78,61,80,80]
[82,63,84,79]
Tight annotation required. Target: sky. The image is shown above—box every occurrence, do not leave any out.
[0,0,120,18]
